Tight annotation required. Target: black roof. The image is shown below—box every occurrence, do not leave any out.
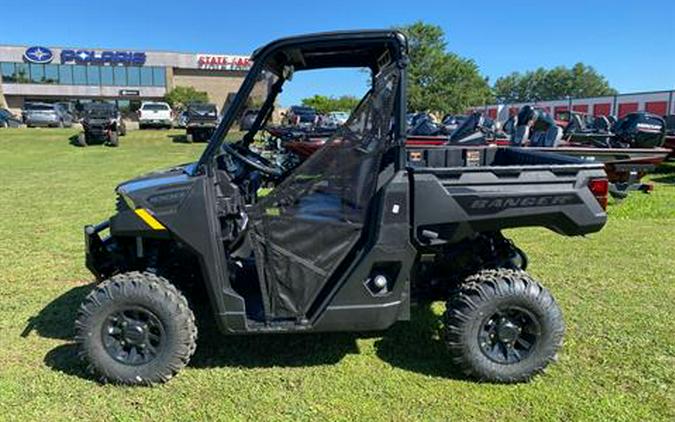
[251,30,408,73]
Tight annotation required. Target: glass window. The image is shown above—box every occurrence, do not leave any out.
[117,100,130,113]
[87,66,100,85]
[113,66,127,86]
[73,65,87,85]
[1,62,16,82]
[152,67,166,87]
[140,67,153,86]
[127,66,140,86]
[44,65,58,84]
[100,66,113,85]
[30,64,44,83]
[15,63,30,83]
[59,65,73,84]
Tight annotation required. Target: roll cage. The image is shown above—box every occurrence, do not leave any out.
[196,30,409,171]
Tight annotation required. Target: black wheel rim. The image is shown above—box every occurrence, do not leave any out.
[478,306,540,364]
[102,307,164,366]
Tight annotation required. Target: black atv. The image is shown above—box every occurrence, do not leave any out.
[77,103,126,147]
[77,30,609,385]
[185,103,218,143]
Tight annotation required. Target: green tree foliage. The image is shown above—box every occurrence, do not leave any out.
[300,95,360,114]
[494,63,617,103]
[399,22,493,113]
[164,86,209,109]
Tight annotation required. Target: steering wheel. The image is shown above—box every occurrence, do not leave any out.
[223,143,283,177]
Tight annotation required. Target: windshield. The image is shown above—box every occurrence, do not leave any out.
[142,104,169,111]
[85,105,116,117]
[189,104,217,115]
[25,104,55,111]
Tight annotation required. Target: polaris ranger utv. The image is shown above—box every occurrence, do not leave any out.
[184,102,219,143]
[77,30,609,385]
[77,103,127,147]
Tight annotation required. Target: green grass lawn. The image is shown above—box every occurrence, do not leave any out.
[0,128,673,421]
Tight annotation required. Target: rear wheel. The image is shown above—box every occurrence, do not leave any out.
[76,133,87,147]
[74,271,197,385]
[1,121,8,128]
[443,269,564,383]
[108,131,119,147]
[186,133,193,143]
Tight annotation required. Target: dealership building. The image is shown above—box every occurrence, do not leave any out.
[0,44,267,114]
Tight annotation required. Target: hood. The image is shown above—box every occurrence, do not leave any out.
[117,162,197,195]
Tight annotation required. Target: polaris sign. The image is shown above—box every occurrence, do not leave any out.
[60,50,147,66]
[23,46,54,64]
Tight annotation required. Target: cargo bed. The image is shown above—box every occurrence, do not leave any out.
[407,146,608,245]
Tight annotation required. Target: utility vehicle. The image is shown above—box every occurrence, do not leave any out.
[184,103,218,143]
[77,30,609,385]
[77,103,127,147]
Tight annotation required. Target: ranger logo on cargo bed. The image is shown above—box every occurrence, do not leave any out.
[456,194,581,215]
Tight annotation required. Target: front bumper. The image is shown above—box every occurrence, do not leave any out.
[84,220,113,280]
[26,117,59,126]
[140,119,172,126]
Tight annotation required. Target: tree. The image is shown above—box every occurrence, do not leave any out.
[398,22,493,113]
[494,64,617,103]
[164,86,209,109]
[300,95,360,114]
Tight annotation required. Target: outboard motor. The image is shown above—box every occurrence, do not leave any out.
[502,114,518,138]
[512,106,537,145]
[593,115,611,133]
[447,112,488,144]
[409,113,442,136]
[564,112,587,137]
[612,112,665,148]
[530,111,562,147]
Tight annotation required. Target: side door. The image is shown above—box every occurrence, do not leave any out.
[247,64,402,322]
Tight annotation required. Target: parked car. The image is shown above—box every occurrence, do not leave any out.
[239,108,259,131]
[23,102,74,128]
[323,111,349,127]
[77,102,126,147]
[283,105,318,127]
[0,108,22,128]
[185,102,218,142]
[138,102,173,129]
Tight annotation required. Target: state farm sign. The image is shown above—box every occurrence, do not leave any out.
[197,55,252,71]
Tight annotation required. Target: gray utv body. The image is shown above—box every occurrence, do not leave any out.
[85,30,607,334]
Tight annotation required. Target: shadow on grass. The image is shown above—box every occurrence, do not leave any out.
[68,134,85,147]
[21,283,94,340]
[67,134,113,148]
[168,134,188,143]
[374,305,462,379]
[167,134,210,144]
[35,285,464,382]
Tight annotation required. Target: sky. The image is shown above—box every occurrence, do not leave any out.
[3,0,674,106]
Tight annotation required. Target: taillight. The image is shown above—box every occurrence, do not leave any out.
[589,178,609,210]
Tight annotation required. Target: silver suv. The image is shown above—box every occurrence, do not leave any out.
[23,102,74,128]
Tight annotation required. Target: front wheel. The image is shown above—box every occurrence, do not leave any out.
[74,271,197,385]
[108,131,119,147]
[443,269,564,383]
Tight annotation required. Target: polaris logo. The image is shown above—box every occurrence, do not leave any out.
[456,194,581,215]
